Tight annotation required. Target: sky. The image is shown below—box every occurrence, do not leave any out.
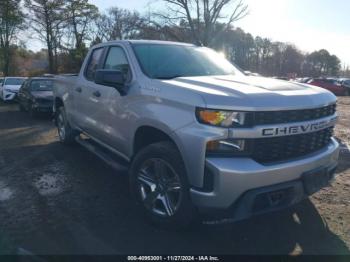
[28,0,350,66]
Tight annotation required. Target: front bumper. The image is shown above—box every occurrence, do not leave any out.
[2,90,17,101]
[33,104,53,113]
[190,138,339,217]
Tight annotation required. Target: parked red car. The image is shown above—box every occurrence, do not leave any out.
[307,78,349,96]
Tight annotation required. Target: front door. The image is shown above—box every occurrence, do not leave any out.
[90,45,132,154]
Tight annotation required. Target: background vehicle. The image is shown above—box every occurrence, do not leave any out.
[294,77,312,83]
[244,71,261,77]
[53,40,339,227]
[307,78,348,96]
[0,77,27,101]
[338,78,350,94]
[17,77,54,115]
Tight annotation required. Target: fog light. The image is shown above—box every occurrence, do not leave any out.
[206,139,248,156]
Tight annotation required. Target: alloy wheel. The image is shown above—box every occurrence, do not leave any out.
[57,113,66,140]
[137,158,182,217]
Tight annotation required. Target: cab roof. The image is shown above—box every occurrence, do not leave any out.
[93,39,195,49]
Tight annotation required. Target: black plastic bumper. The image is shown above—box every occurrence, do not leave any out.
[201,164,337,223]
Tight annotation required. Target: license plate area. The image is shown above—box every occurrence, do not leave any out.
[302,167,332,195]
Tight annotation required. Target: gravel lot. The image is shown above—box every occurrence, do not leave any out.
[0,98,349,255]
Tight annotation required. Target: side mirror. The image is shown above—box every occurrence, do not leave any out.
[95,69,125,89]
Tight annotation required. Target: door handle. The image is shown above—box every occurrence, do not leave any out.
[93,91,101,97]
[75,87,82,93]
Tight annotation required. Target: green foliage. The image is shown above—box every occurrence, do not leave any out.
[0,0,25,75]
[304,49,341,76]
[63,44,88,73]
[211,27,341,77]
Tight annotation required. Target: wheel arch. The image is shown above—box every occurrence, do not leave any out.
[132,125,181,156]
[54,97,64,112]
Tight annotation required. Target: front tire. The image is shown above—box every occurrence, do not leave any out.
[18,103,25,112]
[29,104,37,117]
[129,141,197,228]
[56,107,79,145]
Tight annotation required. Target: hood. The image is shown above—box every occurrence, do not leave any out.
[3,84,22,90]
[160,75,336,111]
[31,91,53,99]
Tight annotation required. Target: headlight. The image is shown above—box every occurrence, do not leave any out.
[5,88,13,92]
[206,139,251,156]
[196,108,246,127]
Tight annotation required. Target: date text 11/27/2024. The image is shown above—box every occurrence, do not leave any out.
[127,256,220,261]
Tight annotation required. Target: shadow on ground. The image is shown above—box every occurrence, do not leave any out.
[0,141,348,255]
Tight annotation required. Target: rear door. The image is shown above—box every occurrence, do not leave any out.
[72,47,105,133]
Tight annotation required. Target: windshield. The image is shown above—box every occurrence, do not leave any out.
[132,44,243,79]
[4,78,25,85]
[30,80,53,91]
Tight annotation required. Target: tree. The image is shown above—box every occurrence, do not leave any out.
[63,0,98,69]
[0,0,25,76]
[65,0,99,49]
[304,49,341,76]
[95,8,145,41]
[24,0,66,73]
[157,0,248,46]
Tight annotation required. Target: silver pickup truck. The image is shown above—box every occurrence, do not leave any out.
[53,40,339,227]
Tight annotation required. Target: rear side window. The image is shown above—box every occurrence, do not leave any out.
[104,46,131,81]
[85,48,104,81]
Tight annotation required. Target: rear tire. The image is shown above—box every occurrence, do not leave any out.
[56,107,79,145]
[129,141,197,229]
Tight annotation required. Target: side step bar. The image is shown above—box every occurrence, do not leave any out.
[75,136,129,172]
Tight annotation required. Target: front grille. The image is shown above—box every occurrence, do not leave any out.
[36,98,53,105]
[252,127,334,164]
[252,104,336,126]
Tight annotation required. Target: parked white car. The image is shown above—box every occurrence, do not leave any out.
[0,77,27,101]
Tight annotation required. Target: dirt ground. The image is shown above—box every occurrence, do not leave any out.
[0,98,349,255]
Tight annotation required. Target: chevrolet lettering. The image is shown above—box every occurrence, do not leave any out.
[262,115,337,137]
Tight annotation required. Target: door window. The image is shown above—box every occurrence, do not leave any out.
[85,48,104,81]
[21,80,29,89]
[104,47,131,81]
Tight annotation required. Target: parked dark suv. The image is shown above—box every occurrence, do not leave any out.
[18,77,54,115]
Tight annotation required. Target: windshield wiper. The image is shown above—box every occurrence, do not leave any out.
[154,75,184,80]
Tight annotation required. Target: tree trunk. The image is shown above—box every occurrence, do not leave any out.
[3,48,10,76]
